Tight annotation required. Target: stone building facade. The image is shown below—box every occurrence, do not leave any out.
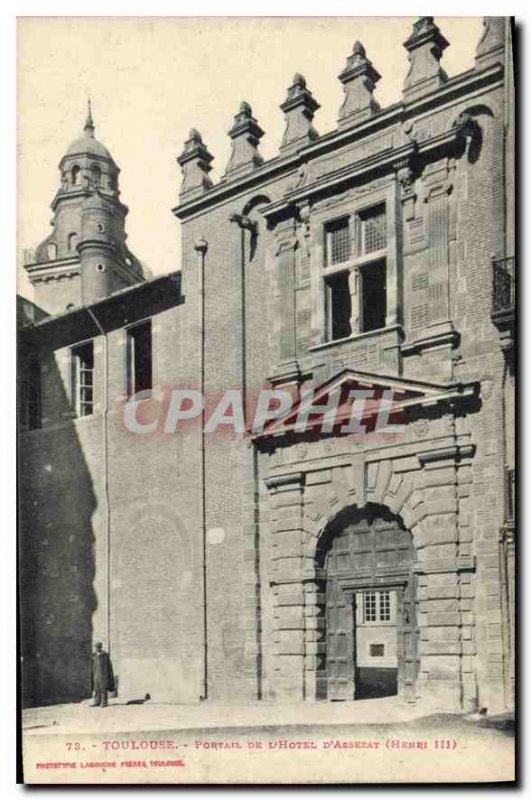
[18,18,515,714]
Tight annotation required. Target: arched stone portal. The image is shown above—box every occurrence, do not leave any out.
[264,441,479,711]
[315,504,418,702]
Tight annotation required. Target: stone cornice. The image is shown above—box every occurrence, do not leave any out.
[51,187,128,216]
[414,555,475,575]
[260,123,488,224]
[418,443,476,465]
[25,257,81,283]
[173,62,503,222]
[264,471,305,492]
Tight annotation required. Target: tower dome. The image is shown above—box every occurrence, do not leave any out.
[25,102,144,315]
[56,101,120,198]
[65,101,114,161]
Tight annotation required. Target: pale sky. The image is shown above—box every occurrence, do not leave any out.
[17,16,483,299]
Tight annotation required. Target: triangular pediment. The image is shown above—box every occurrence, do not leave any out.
[254,368,477,440]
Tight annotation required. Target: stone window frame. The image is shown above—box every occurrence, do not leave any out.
[310,180,399,348]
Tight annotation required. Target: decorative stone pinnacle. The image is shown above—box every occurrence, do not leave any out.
[337,42,381,129]
[224,102,264,178]
[405,16,449,53]
[403,16,449,100]
[177,129,212,165]
[339,40,381,86]
[177,129,214,199]
[84,99,95,137]
[229,101,263,139]
[475,17,505,68]
[280,72,320,152]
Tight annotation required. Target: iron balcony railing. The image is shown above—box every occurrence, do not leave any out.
[492,256,515,319]
[506,467,515,524]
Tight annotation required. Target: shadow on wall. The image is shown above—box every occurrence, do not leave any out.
[18,346,98,707]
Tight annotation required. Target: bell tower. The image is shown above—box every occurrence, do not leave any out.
[24,102,144,315]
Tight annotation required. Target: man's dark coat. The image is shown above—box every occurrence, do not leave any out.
[91,650,115,692]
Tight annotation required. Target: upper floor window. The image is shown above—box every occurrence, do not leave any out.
[47,242,57,261]
[71,341,94,418]
[360,204,386,255]
[71,165,81,186]
[126,320,152,398]
[323,202,387,342]
[68,232,78,252]
[325,217,351,266]
[325,271,351,342]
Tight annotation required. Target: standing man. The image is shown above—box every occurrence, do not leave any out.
[91,641,115,708]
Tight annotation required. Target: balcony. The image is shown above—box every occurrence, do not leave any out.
[491,256,515,352]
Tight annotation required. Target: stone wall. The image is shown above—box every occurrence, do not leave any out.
[19,300,204,705]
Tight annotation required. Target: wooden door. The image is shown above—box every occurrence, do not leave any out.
[321,506,417,702]
[325,576,355,700]
[397,574,419,702]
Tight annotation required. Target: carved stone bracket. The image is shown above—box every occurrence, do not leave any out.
[394,150,419,221]
[452,111,482,159]
[296,201,311,257]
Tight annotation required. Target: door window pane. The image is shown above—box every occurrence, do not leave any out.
[363,591,377,622]
[379,590,391,621]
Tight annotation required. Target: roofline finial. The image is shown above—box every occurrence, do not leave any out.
[84,98,95,136]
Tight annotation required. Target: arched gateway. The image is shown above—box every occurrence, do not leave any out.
[315,504,418,702]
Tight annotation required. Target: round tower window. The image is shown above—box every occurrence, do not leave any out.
[97,223,105,233]
[96,263,106,273]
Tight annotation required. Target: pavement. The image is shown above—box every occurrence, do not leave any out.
[23,695,428,736]
[22,695,515,737]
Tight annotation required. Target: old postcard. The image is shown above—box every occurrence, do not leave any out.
[17,15,515,784]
